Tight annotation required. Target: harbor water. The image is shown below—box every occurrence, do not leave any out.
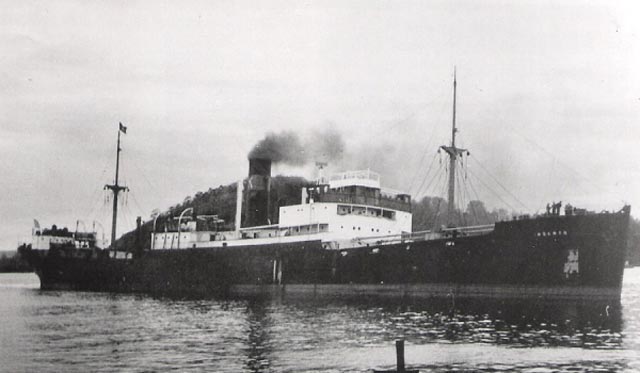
[1,268,639,372]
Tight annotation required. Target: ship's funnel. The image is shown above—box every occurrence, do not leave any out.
[244,158,272,227]
[248,158,272,177]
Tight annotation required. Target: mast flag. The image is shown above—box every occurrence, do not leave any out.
[105,122,129,250]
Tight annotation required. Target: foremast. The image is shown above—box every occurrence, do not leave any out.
[104,123,128,250]
[440,69,467,227]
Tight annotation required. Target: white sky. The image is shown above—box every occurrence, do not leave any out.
[1,0,639,249]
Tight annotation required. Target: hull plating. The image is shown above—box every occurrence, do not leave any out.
[23,211,630,300]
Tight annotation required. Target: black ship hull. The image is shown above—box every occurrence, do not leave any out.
[20,210,630,300]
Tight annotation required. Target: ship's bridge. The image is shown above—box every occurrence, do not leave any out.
[150,169,412,250]
[277,170,412,244]
[328,169,381,189]
[308,169,411,213]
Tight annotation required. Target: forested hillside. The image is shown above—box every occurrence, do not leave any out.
[117,176,308,251]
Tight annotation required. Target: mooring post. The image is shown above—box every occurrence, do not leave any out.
[372,339,416,373]
[396,339,405,373]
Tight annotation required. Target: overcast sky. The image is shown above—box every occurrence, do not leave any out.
[2,0,639,249]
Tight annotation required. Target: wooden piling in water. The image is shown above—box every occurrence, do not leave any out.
[372,339,418,373]
[396,340,405,373]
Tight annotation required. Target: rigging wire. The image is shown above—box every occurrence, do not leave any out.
[412,152,440,198]
[408,149,431,194]
[430,197,443,232]
[394,84,457,196]
[509,125,619,198]
[81,149,116,220]
[84,191,108,227]
[455,163,468,226]
[454,167,463,225]
[128,191,148,221]
[456,163,466,219]
[430,170,450,230]
[467,168,518,213]
[126,154,157,203]
[420,160,445,200]
[471,103,623,209]
[120,196,137,235]
[466,172,491,223]
[469,154,529,211]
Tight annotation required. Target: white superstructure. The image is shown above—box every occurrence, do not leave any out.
[150,170,412,250]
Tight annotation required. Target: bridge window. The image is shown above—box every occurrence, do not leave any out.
[353,206,366,215]
[369,208,382,216]
[337,205,351,215]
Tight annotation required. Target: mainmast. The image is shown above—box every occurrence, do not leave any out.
[104,123,128,250]
[440,69,467,227]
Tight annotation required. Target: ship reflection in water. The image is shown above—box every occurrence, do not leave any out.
[1,269,639,372]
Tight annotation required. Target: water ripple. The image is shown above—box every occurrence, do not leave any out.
[0,269,639,372]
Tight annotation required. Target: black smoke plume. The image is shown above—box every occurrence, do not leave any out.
[249,129,345,165]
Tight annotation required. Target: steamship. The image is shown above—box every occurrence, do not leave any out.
[19,78,631,300]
